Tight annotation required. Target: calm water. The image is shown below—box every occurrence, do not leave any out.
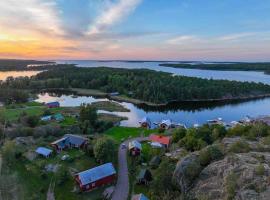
[0,71,41,81]
[35,92,270,128]
[56,60,270,84]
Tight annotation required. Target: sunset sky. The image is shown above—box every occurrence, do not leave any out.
[0,0,270,61]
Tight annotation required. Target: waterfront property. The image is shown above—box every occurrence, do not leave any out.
[139,117,151,129]
[46,101,60,108]
[51,134,88,151]
[35,147,53,158]
[75,163,116,191]
[149,134,171,148]
[129,140,142,156]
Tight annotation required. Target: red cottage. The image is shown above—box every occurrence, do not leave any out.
[149,134,171,148]
[75,163,116,191]
[46,101,60,108]
[128,140,142,156]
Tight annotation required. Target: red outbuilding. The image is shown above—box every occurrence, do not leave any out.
[75,163,116,191]
[129,140,142,156]
[46,101,60,108]
[149,134,171,148]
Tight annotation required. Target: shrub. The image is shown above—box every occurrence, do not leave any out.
[94,137,116,164]
[229,140,250,153]
[263,135,270,145]
[199,145,224,166]
[199,149,211,166]
[225,172,238,200]
[255,164,265,176]
[172,128,186,143]
[26,115,40,127]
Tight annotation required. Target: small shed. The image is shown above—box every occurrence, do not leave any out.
[137,169,152,185]
[54,113,64,121]
[75,163,116,191]
[35,147,53,158]
[46,101,60,108]
[149,156,161,169]
[132,193,149,200]
[41,115,52,121]
[139,117,151,129]
[129,140,142,156]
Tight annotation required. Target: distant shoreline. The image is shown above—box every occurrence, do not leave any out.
[46,88,270,107]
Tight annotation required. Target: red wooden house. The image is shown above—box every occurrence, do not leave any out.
[129,140,142,156]
[149,134,171,148]
[75,163,116,191]
[46,101,60,108]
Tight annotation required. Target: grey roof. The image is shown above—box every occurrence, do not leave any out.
[77,163,116,185]
[51,134,88,147]
[161,119,172,126]
[65,134,88,146]
[35,147,52,157]
[129,140,142,151]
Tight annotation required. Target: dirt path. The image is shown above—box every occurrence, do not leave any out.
[111,137,148,200]
[47,181,55,200]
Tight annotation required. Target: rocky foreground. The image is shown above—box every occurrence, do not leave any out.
[173,137,270,200]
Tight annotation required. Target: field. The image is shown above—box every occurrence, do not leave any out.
[91,101,130,112]
[104,127,157,143]
[1,145,104,200]
[0,102,127,125]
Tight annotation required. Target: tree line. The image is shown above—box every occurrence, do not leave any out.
[159,62,270,73]
[2,65,270,104]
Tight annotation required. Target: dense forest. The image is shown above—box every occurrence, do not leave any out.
[0,59,55,71]
[2,66,270,104]
[160,62,270,74]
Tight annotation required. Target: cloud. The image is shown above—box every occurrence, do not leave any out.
[0,0,63,37]
[217,32,257,41]
[88,0,142,35]
[166,35,202,45]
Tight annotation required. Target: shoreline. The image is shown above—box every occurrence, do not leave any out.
[43,88,270,107]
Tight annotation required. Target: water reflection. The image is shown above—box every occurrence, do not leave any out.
[35,91,270,128]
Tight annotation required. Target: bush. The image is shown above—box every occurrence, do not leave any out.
[199,145,223,166]
[229,140,250,153]
[94,137,116,164]
[255,164,265,176]
[26,115,39,127]
[225,172,238,200]
[172,128,186,143]
[199,149,211,166]
[247,122,270,139]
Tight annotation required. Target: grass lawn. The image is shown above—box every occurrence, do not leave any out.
[104,127,157,143]
[4,147,104,200]
[59,116,78,126]
[92,101,130,112]
[71,88,107,97]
